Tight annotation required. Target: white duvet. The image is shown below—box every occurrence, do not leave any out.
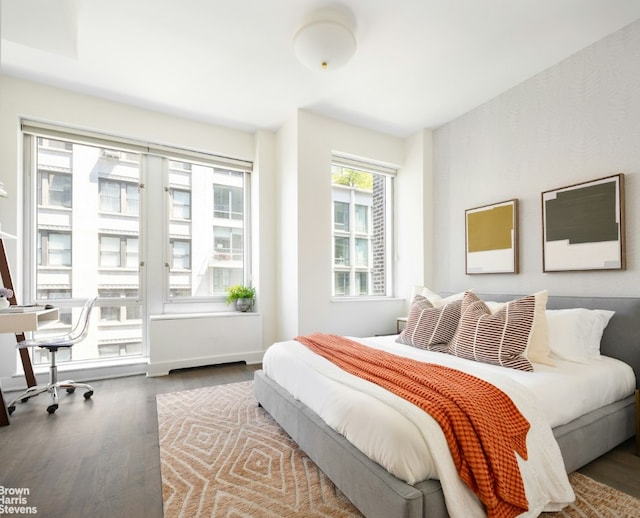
[262,335,636,517]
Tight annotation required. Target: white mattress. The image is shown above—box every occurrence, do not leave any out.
[262,334,635,516]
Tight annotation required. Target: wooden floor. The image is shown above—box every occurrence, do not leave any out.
[0,362,638,518]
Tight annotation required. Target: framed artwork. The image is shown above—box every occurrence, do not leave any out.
[542,173,625,272]
[465,199,518,274]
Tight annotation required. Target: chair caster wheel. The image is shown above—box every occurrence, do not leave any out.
[8,405,15,415]
[47,404,58,414]
[66,387,76,394]
[83,391,93,400]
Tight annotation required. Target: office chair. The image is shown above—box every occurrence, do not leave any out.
[7,296,98,415]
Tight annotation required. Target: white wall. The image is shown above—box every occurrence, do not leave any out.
[275,110,415,337]
[433,19,640,297]
[274,115,299,340]
[397,129,434,300]
[0,75,273,384]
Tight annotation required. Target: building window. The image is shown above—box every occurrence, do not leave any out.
[38,231,72,267]
[98,341,143,358]
[38,171,72,208]
[334,236,350,266]
[355,271,369,295]
[170,239,191,270]
[99,235,138,268]
[334,272,350,296]
[331,158,394,297]
[214,181,243,220]
[355,204,368,233]
[99,179,139,214]
[98,289,142,323]
[170,189,191,220]
[355,238,368,267]
[334,201,349,231]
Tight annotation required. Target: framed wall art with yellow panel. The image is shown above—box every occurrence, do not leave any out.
[465,199,518,274]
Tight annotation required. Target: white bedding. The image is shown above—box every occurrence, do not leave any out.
[262,334,636,517]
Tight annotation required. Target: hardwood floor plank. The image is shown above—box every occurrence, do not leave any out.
[0,362,637,517]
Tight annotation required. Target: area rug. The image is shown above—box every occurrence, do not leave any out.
[157,381,640,518]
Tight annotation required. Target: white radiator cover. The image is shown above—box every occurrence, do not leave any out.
[147,312,264,376]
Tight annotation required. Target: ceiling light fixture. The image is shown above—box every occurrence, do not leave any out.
[293,7,357,72]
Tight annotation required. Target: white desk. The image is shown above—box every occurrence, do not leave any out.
[0,308,59,426]
[0,307,59,333]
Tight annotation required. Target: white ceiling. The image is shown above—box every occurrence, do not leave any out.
[2,0,640,137]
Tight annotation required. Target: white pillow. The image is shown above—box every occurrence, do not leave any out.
[413,286,471,308]
[546,308,615,363]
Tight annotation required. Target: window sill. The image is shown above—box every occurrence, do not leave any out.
[331,296,404,303]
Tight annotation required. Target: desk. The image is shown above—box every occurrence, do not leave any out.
[0,308,59,426]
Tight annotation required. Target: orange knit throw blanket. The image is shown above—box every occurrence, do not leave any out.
[295,333,530,518]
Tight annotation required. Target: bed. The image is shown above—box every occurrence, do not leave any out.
[254,292,639,518]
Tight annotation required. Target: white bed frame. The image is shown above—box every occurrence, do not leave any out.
[254,294,639,518]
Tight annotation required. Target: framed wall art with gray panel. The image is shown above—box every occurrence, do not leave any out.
[542,174,625,272]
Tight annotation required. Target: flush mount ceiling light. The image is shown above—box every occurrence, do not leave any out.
[293,7,357,71]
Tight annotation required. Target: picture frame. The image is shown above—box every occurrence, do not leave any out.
[465,199,518,274]
[541,173,625,272]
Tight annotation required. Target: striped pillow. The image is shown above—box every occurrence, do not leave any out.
[396,295,462,353]
[449,292,534,371]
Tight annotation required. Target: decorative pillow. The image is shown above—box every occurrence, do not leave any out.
[448,291,534,371]
[396,295,461,353]
[478,291,553,366]
[526,290,554,366]
[546,308,615,363]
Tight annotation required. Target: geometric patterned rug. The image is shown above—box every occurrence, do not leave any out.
[157,381,640,518]
[157,380,361,517]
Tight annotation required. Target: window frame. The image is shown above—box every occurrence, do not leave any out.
[331,155,395,299]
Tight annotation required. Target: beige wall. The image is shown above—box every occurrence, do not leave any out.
[433,19,640,297]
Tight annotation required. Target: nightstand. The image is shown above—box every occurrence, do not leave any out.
[636,389,640,457]
[396,317,407,334]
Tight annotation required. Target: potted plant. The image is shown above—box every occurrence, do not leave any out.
[0,287,13,309]
[225,285,255,312]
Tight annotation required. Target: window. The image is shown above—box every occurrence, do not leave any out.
[167,160,250,299]
[214,183,243,220]
[99,235,138,268]
[355,204,368,233]
[38,231,72,267]
[334,201,349,231]
[334,236,350,266]
[22,121,252,370]
[98,289,142,324]
[355,238,368,267]
[38,172,72,208]
[25,131,143,368]
[99,179,139,214]
[170,239,191,270]
[331,157,394,297]
[334,272,350,296]
[170,189,191,219]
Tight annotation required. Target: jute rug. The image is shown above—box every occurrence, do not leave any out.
[157,381,640,517]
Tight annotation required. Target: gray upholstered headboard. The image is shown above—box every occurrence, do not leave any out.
[442,293,640,389]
